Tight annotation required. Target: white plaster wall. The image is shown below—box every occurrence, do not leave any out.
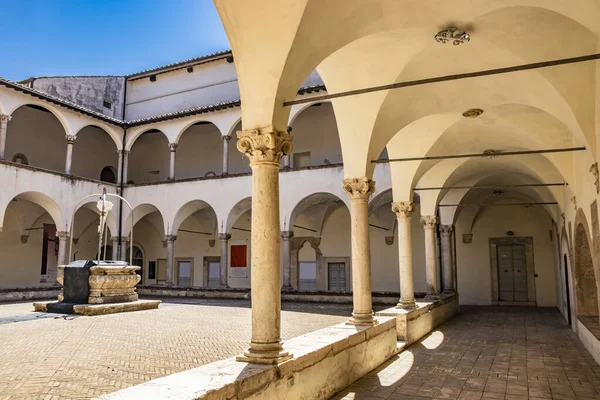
[176,124,224,178]
[125,60,240,120]
[456,205,557,306]
[128,131,170,183]
[71,126,120,181]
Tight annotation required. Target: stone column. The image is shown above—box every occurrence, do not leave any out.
[235,127,293,364]
[343,177,377,325]
[168,143,177,180]
[440,225,454,293]
[392,201,417,309]
[0,114,11,160]
[219,233,231,287]
[111,236,120,261]
[117,150,129,185]
[421,215,440,299]
[55,231,69,281]
[222,135,231,175]
[165,235,176,285]
[64,135,76,175]
[281,231,294,289]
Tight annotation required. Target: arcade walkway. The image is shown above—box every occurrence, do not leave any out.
[333,307,600,400]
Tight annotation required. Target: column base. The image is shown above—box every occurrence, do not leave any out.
[346,312,378,326]
[236,342,292,364]
[396,299,418,310]
[442,289,455,295]
[424,292,440,300]
[219,284,229,289]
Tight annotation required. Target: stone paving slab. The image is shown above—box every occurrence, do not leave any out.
[331,306,600,400]
[0,298,352,400]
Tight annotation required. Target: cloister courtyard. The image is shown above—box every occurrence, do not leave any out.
[0,300,596,400]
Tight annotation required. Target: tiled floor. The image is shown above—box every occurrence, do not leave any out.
[0,298,351,400]
[332,306,600,400]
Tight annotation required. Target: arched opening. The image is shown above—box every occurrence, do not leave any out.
[128,205,165,285]
[574,223,598,317]
[0,192,63,287]
[289,102,342,168]
[176,121,222,179]
[100,166,118,184]
[128,129,169,183]
[225,197,252,288]
[227,120,251,175]
[6,105,66,172]
[71,126,119,181]
[171,200,218,287]
[126,246,144,280]
[288,193,350,292]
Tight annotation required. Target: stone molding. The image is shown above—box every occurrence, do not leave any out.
[222,135,232,142]
[281,230,294,240]
[342,177,375,200]
[163,235,177,247]
[391,201,414,219]
[0,114,12,123]
[20,235,28,244]
[420,215,437,228]
[65,135,76,144]
[236,127,293,164]
[56,231,69,239]
[117,149,129,156]
[439,225,454,235]
[169,143,178,152]
[218,233,231,241]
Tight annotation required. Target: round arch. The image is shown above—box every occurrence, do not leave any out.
[225,197,252,234]
[171,200,218,236]
[288,192,347,235]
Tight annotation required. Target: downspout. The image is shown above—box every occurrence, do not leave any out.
[117,77,128,260]
[436,208,443,290]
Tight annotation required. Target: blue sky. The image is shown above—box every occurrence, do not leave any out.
[1,0,230,81]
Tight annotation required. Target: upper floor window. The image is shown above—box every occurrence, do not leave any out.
[12,153,29,165]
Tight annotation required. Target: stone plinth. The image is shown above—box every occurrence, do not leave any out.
[376,293,458,345]
[34,299,161,316]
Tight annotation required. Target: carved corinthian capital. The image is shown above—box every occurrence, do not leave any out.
[391,201,414,219]
[0,114,11,123]
[342,177,375,200]
[65,135,76,144]
[420,215,437,228]
[439,224,454,235]
[236,127,293,164]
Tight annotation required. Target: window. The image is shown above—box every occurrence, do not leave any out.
[299,262,317,291]
[148,261,156,280]
[12,153,29,165]
[100,166,117,183]
[293,151,311,168]
[126,246,144,278]
[149,75,156,82]
[102,99,112,109]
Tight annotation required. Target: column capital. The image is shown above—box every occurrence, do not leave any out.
[236,127,293,164]
[165,234,177,242]
[342,177,375,200]
[218,233,231,241]
[110,236,124,242]
[169,142,178,152]
[281,230,294,240]
[222,135,232,142]
[65,135,76,144]
[56,231,69,239]
[0,114,11,123]
[391,201,414,219]
[117,149,130,156]
[420,215,437,228]
[439,224,454,234]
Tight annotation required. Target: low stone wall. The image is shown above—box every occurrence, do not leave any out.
[98,316,397,400]
[138,285,402,305]
[376,293,459,345]
[577,318,600,365]
[0,286,60,303]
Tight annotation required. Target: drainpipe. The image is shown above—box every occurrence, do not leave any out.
[436,208,443,291]
[117,77,128,260]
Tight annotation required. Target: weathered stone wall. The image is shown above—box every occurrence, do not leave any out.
[32,77,126,119]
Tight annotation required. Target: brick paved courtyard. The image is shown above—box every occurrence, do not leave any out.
[0,298,351,400]
[333,306,600,400]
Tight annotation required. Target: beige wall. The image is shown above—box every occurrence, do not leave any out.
[128,131,170,183]
[456,205,557,306]
[176,124,223,178]
[71,126,119,181]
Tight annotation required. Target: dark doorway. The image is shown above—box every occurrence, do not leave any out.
[564,253,572,326]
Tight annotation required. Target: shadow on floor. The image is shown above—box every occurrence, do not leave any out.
[331,306,600,400]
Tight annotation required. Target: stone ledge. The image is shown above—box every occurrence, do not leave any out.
[97,316,397,400]
[34,299,161,316]
[0,286,60,303]
[376,293,459,344]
